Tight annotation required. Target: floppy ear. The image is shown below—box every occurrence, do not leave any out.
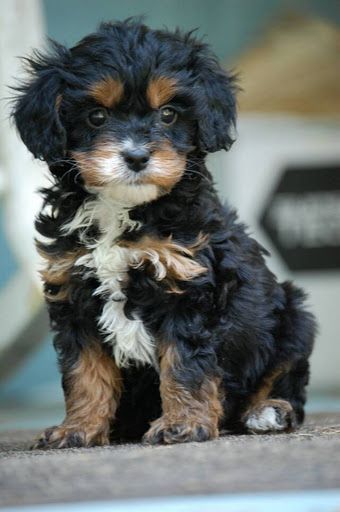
[12,43,69,163]
[194,52,238,153]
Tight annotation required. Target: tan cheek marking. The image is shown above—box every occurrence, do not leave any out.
[144,142,186,190]
[89,77,124,108]
[147,77,177,109]
[119,233,208,291]
[72,146,120,187]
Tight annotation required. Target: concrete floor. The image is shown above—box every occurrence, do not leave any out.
[0,413,339,509]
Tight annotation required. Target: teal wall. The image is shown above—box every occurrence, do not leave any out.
[1,0,340,403]
[0,203,18,289]
[43,0,340,62]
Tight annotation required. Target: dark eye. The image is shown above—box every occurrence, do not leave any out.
[87,108,108,128]
[160,106,178,126]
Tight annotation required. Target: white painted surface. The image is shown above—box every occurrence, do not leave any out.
[0,0,47,356]
[2,490,340,512]
[0,0,48,283]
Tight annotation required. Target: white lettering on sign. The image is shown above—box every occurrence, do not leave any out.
[267,192,340,249]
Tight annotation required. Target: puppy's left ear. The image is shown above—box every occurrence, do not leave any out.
[194,52,238,153]
[12,42,70,163]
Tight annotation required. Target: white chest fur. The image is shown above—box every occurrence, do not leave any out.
[62,192,156,368]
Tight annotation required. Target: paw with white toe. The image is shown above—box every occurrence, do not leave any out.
[243,399,297,434]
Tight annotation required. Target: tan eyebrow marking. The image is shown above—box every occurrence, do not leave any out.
[89,77,124,108]
[147,76,177,109]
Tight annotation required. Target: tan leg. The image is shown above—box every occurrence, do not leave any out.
[144,345,222,444]
[33,343,122,449]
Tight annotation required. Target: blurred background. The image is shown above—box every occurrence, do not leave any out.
[0,0,340,430]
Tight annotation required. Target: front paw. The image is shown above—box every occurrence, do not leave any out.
[143,415,218,445]
[32,425,109,450]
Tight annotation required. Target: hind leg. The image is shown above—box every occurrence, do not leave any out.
[271,358,311,425]
[243,398,297,433]
[242,358,310,434]
[243,282,315,434]
[242,364,297,433]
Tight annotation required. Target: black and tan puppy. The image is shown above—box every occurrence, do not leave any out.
[13,19,315,448]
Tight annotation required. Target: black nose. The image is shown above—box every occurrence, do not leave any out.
[122,147,150,172]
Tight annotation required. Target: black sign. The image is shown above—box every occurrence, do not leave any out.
[260,164,340,271]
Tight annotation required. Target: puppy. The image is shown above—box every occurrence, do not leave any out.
[13,20,316,448]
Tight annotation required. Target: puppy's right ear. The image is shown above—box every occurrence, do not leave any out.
[12,42,70,163]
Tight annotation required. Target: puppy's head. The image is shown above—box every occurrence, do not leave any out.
[13,20,237,204]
